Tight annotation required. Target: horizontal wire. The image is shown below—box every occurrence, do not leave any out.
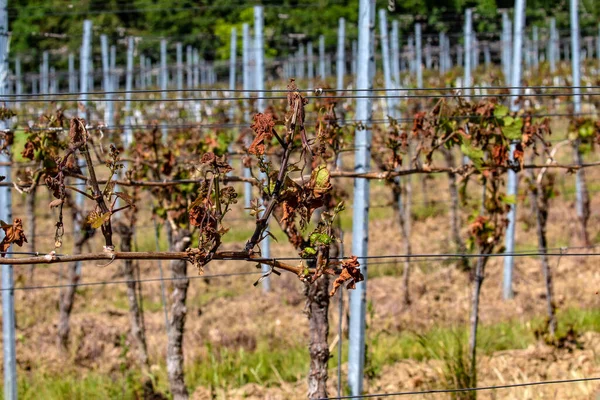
[5,162,600,189]
[0,251,67,256]
[6,85,600,98]
[5,244,600,290]
[9,111,598,134]
[1,270,261,291]
[4,91,600,103]
[318,377,600,399]
[4,249,600,266]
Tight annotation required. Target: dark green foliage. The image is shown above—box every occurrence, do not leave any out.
[9,0,598,73]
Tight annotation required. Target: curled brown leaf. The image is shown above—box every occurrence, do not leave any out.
[248,113,275,156]
[21,141,35,160]
[329,256,364,296]
[0,218,28,257]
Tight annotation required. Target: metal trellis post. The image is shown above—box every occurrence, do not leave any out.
[42,51,49,95]
[75,19,92,277]
[242,23,252,210]
[415,23,423,89]
[503,0,525,300]
[110,45,118,91]
[79,20,92,120]
[464,8,473,97]
[101,35,114,128]
[348,0,374,395]
[186,45,193,91]
[125,37,134,148]
[379,9,396,118]
[532,26,539,68]
[160,39,168,141]
[319,35,326,79]
[140,55,146,90]
[570,0,586,245]
[502,10,512,86]
[391,20,400,84]
[176,42,183,92]
[68,53,75,94]
[337,17,346,94]
[254,5,270,292]
[351,40,357,78]
[229,28,237,123]
[307,41,314,86]
[549,18,557,74]
[0,0,16,397]
[298,43,305,79]
[14,57,20,109]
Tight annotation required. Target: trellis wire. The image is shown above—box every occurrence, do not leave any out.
[316,376,600,399]
[4,91,600,102]
[5,84,600,97]
[0,270,261,291]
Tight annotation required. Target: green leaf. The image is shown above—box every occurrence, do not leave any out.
[502,194,516,205]
[263,180,277,196]
[301,247,317,257]
[460,140,485,168]
[310,232,332,245]
[154,207,167,219]
[578,122,594,138]
[502,117,523,140]
[313,165,330,190]
[493,105,509,118]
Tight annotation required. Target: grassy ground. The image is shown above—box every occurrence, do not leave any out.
[5,100,600,399]
[11,307,600,398]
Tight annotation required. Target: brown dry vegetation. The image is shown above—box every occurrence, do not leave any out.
[4,117,600,399]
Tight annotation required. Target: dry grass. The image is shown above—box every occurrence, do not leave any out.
[6,118,600,398]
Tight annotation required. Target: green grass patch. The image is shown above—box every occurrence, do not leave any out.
[339,205,394,231]
[411,201,448,221]
[186,342,308,389]
[11,131,27,163]
[18,370,145,400]
[11,308,600,398]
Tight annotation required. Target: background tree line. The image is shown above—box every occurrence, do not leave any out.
[8,0,600,73]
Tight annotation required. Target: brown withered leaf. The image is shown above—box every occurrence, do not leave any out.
[69,118,87,145]
[491,144,508,166]
[21,141,35,160]
[219,185,237,204]
[49,199,63,209]
[45,176,61,199]
[513,143,525,169]
[188,193,218,229]
[202,152,233,174]
[114,192,135,206]
[0,130,14,151]
[281,201,295,225]
[287,79,298,106]
[64,154,82,175]
[0,218,28,257]
[248,113,275,156]
[200,152,216,165]
[160,151,176,175]
[215,155,233,174]
[411,112,426,136]
[330,256,364,296]
[475,101,495,117]
[469,215,489,247]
